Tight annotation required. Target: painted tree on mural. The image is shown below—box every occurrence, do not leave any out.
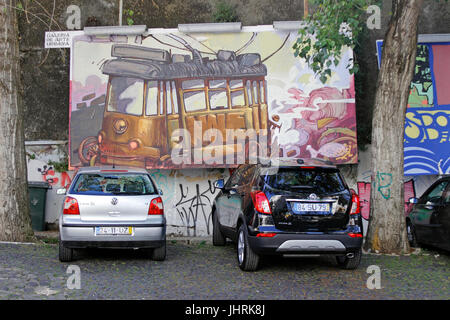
[295,0,426,253]
[0,0,35,242]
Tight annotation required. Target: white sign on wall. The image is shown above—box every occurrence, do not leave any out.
[45,31,73,48]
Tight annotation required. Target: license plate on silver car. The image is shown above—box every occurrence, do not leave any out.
[292,202,330,213]
[95,226,132,235]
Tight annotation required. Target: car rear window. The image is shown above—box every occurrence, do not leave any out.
[71,173,157,195]
[262,167,346,194]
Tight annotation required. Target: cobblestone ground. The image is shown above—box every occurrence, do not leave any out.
[0,240,448,300]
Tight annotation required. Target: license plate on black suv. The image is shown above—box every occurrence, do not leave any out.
[291,202,330,214]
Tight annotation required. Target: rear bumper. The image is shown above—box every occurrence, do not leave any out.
[60,223,166,249]
[61,240,164,249]
[248,232,363,255]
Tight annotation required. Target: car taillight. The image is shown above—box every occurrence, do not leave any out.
[63,197,80,215]
[251,191,272,214]
[256,232,277,238]
[149,197,164,215]
[348,233,363,238]
[350,193,360,215]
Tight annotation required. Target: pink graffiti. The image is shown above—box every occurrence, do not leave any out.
[275,76,357,164]
[42,171,74,189]
[356,179,416,220]
[357,182,371,220]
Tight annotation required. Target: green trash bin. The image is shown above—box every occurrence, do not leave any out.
[28,181,50,231]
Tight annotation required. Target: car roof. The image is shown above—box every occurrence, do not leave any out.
[259,157,337,169]
[76,166,149,174]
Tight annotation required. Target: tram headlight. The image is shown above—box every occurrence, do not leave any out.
[113,119,128,134]
[128,140,139,150]
[98,132,103,144]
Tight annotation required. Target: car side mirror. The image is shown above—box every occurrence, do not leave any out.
[57,188,67,195]
[159,188,163,196]
[214,179,225,189]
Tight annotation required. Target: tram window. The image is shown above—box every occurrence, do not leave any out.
[231,90,245,107]
[246,81,253,105]
[108,77,144,116]
[166,82,172,114]
[260,81,266,103]
[184,91,207,112]
[182,79,204,90]
[160,82,165,115]
[172,81,179,114]
[252,81,259,103]
[209,90,228,110]
[230,80,243,89]
[145,81,158,116]
[209,80,227,89]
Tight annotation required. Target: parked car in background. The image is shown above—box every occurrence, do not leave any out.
[211,158,363,271]
[58,166,166,262]
[407,176,450,251]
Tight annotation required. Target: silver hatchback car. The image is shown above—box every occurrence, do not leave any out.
[58,166,166,262]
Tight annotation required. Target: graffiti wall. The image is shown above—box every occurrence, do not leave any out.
[148,168,230,237]
[26,141,441,236]
[26,140,230,235]
[344,146,442,235]
[26,141,75,227]
[377,40,450,175]
[69,26,357,170]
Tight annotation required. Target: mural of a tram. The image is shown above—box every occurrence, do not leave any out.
[78,44,271,168]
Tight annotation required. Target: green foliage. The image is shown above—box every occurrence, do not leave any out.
[125,9,134,26]
[26,152,36,160]
[293,0,376,84]
[213,1,238,23]
[48,156,68,173]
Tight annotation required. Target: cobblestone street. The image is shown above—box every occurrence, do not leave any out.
[0,240,448,300]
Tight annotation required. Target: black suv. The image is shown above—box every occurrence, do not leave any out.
[212,158,363,271]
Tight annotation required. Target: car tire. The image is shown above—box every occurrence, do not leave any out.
[237,224,260,271]
[212,211,226,246]
[336,248,362,270]
[407,221,419,248]
[151,240,166,261]
[59,239,73,262]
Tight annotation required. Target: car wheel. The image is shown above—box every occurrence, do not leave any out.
[151,240,166,261]
[237,224,260,271]
[212,211,226,246]
[336,248,362,270]
[407,221,419,248]
[59,239,73,262]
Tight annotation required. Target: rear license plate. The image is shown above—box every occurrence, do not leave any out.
[95,226,132,235]
[292,202,330,213]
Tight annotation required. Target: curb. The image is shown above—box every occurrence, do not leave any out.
[33,231,212,245]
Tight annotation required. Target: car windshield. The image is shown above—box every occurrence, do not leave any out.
[107,77,144,116]
[71,173,157,195]
[262,167,346,194]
